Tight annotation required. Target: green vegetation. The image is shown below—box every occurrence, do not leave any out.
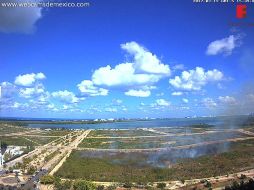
[40,130,71,136]
[56,139,254,182]
[225,179,254,190]
[24,136,59,145]
[40,175,97,190]
[44,150,60,162]
[88,129,156,137]
[27,165,37,175]
[155,126,208,134]
[0,122,29,135]
[73,180,96,190]
[0,136,36,146]
[0,136,57,146]
[9,157,35,173]
[40,175,56,184]
[79,131,247,149]
[157,182,166,189]
[54,179,72,190]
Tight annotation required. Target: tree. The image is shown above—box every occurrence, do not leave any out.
[73,180,96,190]
[97,185,104,190]
[0,142,8,151]
[4,152,11,161]
[157,182,166,189]
[123,182,132,188]
[225,179,254,190]
[54,179,72,190]
[204,180,212,188]
[27,165,37,175]
[40,175,56,184]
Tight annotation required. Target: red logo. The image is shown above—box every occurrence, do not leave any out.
[236,4,247,19]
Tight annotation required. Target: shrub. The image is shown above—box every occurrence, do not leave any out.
[225,179,254,190]
[73,180,96,190]
[239,174,247,179]
[107,185,116,190]
[157,182,166,189]
[97,185,104,190]
[123,182,132,188]
[27,165,37,175]
[40,175,55,184]
[180,179,185,184]
[54,179,72,190]
[204,180,212,188]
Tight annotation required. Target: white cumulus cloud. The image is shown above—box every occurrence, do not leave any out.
[19,83,45,98]
[77,80,108,96]
[87,41,170,97]
[182,98,189,103]
[218,96,237,105]
[0,81,16,99]
[105,107,117,112]
[15,72,46,87]
[206,35,242,56]
[92,63,160,87]
[169,67,223,91]
[155,99,171,106]
[52,90,81,104]
[171,91,183,96]
[202,98,217,108]
[124,89,151,97]
[121,41,171,75]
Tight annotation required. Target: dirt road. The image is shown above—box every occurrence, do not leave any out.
[49,130,91,175]
[76,136,254,152]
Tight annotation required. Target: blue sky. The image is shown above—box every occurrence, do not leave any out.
[0,0,254,119]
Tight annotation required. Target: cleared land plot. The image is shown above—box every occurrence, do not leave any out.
[154,127,210,134]
[246,127,254,133]
[0,136,37,146]
[79,131,248,149]
[0,124,30,135]
[0,136,59,146]
[88,129,157,137]
[37,130,71,136]
[24,136,59,145]
[56,139,254,182]
[7,129,71,137]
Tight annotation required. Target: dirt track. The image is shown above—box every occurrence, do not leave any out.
[87,128,254,139]
[76,136,254,152]
[48,130,91,175]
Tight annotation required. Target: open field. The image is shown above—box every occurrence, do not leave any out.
[0,136,38,146]
[79,131,249,149]
[1,119,254,189]
[152,126,211,134]
[55,125,254,187]
[0,135,59,146]
[55,138,254,182]
[0,123,30,135]
[0,121,72,147]
[88,129,157,137]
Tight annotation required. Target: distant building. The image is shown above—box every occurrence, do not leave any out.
[7,146,24,156]
[3,146,24,162]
